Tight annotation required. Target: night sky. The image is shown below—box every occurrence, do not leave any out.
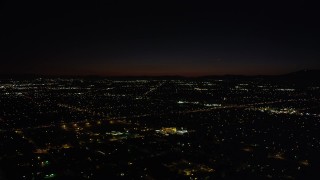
[1,1,319,76]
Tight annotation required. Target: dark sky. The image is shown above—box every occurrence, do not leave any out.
[1,1,319,76]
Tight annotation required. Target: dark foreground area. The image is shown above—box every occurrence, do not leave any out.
[0,76,320,179]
